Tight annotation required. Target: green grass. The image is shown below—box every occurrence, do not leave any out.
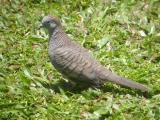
[0,0,160,119]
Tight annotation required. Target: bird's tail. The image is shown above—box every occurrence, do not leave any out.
[100,70,149,92]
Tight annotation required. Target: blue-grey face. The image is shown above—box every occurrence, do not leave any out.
[41,16,57,30]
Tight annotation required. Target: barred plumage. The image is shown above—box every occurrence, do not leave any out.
[41,15,149,92]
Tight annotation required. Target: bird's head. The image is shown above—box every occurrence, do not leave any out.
[41,15,61,31]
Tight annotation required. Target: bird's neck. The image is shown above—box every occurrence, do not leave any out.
[49,27,70,49]
[49,27,62,39]
[48,28,55,38]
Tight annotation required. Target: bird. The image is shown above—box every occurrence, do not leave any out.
[41,15,149,92]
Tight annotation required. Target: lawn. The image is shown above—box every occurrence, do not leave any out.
[0,0,160,119]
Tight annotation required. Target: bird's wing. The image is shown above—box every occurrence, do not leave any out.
[53,47,99,84]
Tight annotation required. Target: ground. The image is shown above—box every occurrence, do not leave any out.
[0,0,160,119]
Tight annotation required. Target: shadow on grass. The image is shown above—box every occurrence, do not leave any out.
[41,79,90,94]
[41,80,153,98]
[101,84,153,98]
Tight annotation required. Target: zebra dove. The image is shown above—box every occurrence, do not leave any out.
[41,15,149,92]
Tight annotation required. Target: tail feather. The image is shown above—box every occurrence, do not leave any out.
[101,71,149,92]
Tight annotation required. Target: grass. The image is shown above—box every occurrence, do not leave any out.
[0,0,160,119]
